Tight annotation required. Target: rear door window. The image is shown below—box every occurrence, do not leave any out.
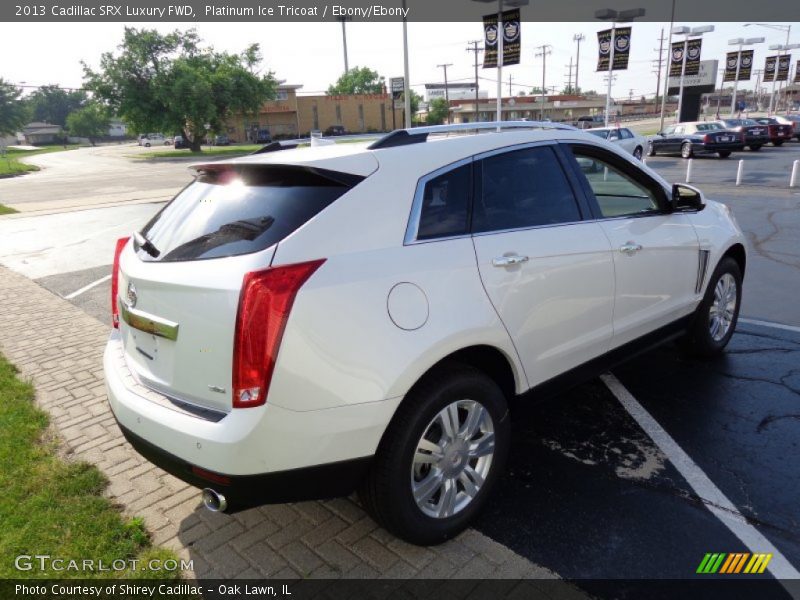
[137,165,362,262]
[415,163,472,240]
[473,146,582,233]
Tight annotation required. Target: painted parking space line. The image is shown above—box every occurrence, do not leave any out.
[601,373,800,584]
[739,318,800,335]
[63,274,111,300]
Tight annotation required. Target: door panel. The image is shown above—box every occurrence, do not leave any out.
[473,225,615,387]
[565,144,700,348]
[469,144,614,388]
[599,215,699,347]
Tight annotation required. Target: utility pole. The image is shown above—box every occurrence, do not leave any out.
[535,44,552,120]
[467,40,483,123]
[437,63,453,124]
[564,56,574,94]
[338,18,350,73]
[508,74,513,96]
[573,33,585,94]
[652,27,666,105]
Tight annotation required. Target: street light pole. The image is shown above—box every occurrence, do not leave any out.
[728,37,765,116]
[402,0,411,128]
[595,7,645,128]
[659,0,676,132]
[339,18,349,73]
[673,25,714,123]
[744,23,791,115]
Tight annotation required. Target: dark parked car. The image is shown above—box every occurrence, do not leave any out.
[713,119,769,151]
[773,115,800,141]
[324,125,347,136]
[647,121,744,159]
[173,135,188,149]
[752,117,794,146]
[575,115,605,129]
[255,129,272,143]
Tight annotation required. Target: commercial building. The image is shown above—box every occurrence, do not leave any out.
[449,94,609,123]
[424,82,488,102]
[226,84,404,140]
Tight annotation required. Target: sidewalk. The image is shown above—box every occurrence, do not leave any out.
[0,264,560,582]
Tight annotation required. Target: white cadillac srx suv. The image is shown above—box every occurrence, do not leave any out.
[104,122,746,545]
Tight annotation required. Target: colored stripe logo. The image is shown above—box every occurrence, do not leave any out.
[697,553,773,574]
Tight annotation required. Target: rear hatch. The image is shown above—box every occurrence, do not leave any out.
[116,163,364,413]
[772,123,793,138]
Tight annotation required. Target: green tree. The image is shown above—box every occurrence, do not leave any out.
[66,101,110,145]
[0,79,29,136]
[327,67,385,95]
[25,85,86,127]
[83,28,277,152]
[427,97,449,125]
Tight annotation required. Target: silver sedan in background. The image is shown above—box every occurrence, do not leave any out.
[586,127,647,160]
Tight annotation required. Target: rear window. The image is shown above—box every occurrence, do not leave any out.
[586,130,609,140]
[137,165,363,262]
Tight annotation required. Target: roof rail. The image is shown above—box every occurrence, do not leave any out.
[367,120,578,150]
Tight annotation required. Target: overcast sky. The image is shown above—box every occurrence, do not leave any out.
[1,21,797,100]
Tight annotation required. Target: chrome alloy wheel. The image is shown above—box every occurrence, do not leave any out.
[411,399,495,519]
[709,272,737,342]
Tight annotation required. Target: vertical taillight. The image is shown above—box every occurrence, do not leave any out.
[232,259,326,408]
[111,237,130,328]
[703,134,711,143]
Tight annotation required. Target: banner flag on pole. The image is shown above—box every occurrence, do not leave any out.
[482,9,521,69]
[596,27,632,71]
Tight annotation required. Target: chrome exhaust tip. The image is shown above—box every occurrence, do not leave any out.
[201,488,228,512]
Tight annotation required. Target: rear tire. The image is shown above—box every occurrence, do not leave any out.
[681,142,693,159]
[358,363,510,546]
[774,140,784,146]
[749,145,762,151]
[718,150,731,158]
[682,257,742,358]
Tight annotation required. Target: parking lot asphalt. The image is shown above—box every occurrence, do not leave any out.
[0,140,799,591]
[474,322,800,591]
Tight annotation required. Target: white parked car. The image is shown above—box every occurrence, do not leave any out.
[104,122,746,545]
[586,126,647,160]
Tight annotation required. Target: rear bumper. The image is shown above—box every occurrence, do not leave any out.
[103,330,399,478]
[118,423,370,510]
[743,135,769,145]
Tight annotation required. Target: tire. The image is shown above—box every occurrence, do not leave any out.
[633,146,643,160]
[749,145,762,151]
[359,363,510,545]
[646,141,656,157]
[681,142,693,159]
[144,142,151,147]
[774,140,784,147]
[682,257,742,358]
[718,150,731,158]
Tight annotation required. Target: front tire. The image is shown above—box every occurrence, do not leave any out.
[633,146,643,160]
[749,145,762,151]
[774,140,784,146]
[681,142,693,159]
[359,363,510,545]
[683,257,742,357]
[718,150,731,158]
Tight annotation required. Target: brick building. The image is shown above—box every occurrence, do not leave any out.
[227,84,404,140]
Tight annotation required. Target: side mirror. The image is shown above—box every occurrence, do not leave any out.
[671,183,705,212]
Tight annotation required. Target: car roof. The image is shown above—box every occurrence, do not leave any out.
[193,128,632,178]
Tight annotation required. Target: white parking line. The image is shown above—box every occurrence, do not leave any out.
[63,274,111,300]
[601,373,800,583]
[739,318,800,335]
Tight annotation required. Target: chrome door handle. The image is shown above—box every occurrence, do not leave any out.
[492,254,529,267]
[619,242,643,255]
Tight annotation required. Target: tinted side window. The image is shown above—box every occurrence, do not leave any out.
[473,146,581,233]
[571,148,661,218]
[139,165,362,262]
[416,163,471,240]
[621,129,634,139]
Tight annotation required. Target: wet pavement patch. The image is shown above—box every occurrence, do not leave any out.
[473,325,799,595]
